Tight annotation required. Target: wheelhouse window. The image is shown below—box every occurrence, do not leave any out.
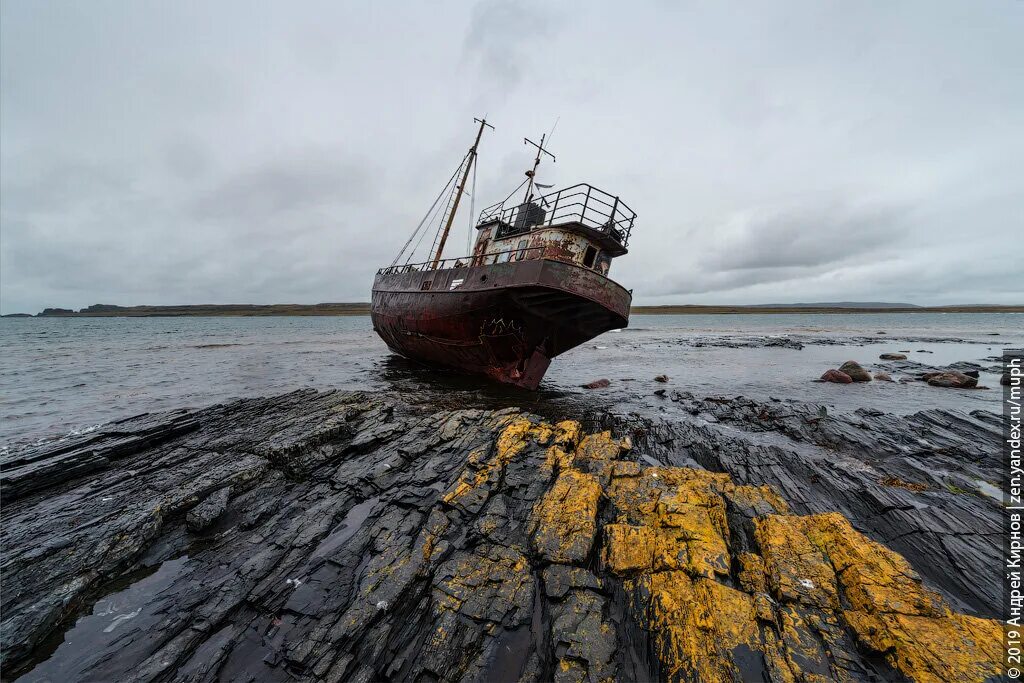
[582,246,598,268]
[516,240,528,260]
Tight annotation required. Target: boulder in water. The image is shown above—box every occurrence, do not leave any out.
[879,353,907,360]
[838,361,872,382]
[924,371,978,389]
[820,369,853,384]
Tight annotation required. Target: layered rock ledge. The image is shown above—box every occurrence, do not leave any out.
[0,389,1004,682]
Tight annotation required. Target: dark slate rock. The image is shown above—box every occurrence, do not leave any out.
[186,486,232,532]
[0,387,1003,682]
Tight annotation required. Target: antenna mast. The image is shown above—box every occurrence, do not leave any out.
[522,133,556,203]
[431,117,493,269]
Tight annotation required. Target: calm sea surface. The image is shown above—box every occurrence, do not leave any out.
[1,313,1020,448]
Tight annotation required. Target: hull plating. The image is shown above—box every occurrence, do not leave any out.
[371,259,630,389]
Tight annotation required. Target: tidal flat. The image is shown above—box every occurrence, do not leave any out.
[0,312,1017,681]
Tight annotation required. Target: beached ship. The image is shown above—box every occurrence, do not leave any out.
[371,119,635,389]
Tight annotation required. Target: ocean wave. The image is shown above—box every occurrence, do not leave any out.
[1,421,106,459]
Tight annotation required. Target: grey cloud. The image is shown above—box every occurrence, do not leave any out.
[709,201,908,272]
[163,136,214,181]
[1,0,1022,313]
[190,153,374,222]
[1,160,134,215]
[463,0,559,92]
[644,199,910,296]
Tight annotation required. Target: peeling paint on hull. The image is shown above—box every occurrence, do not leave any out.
[371,258,631,389]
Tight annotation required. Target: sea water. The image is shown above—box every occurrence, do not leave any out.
[1,313,1020,448]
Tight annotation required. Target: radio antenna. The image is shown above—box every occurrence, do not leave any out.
[522,132,556,204]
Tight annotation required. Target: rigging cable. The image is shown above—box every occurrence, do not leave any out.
[498,176,530,207]
[407,180,452,265]
[390,155,464,267]
[410,153,466,265]
[425,154,466,264]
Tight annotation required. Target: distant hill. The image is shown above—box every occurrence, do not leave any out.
[29,303,372,317]
[750,302,920,309]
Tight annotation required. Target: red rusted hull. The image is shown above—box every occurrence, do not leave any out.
[371,259,631,389]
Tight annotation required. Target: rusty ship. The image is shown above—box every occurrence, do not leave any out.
[371,119,635,389]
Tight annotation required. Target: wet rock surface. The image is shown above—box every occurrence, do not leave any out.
[651,391,1003,619]
[0,388,1004,682]
[659,331,1011,351]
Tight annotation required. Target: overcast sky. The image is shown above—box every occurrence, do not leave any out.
[2,0,1021,313]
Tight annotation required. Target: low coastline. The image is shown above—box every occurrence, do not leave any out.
[3,302,1021,317]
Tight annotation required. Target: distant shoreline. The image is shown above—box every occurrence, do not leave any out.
[3,303,1021,318]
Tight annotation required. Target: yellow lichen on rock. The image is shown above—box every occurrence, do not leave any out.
[802,514,1002,683]
[572,430,629,484]
[603,466,732,579]
[846,610,1002,683]
[441,460,492,507]
[432,546,534,621]
[655,484,731,578]
[596,447,1002,681]
[495,417,544,465]
[802,512,943,617]
[602,523,657,574]
[575,430,621,463]
[755,512,1003,682]
[552,420,582,449]
[443,419,556,508]
[543,444,575,474]
[530,468,602,564]
[736,552,767,594]
[439,417,1004,683]
[755,514,841,610]
[628,570,764,682]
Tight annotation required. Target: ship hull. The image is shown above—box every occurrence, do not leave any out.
[371,258,631,389]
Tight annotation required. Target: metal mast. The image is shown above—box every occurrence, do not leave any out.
[431,117,493,269]
[522,133,556,203]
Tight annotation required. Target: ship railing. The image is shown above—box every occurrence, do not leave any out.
[476,183,636,247]
[377,246,545,275]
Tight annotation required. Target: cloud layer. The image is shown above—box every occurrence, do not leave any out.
[2,0,1021,313]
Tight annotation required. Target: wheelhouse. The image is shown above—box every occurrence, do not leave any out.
[471,183,635,276]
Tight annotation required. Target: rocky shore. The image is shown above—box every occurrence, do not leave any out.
[0,386,1005,682]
